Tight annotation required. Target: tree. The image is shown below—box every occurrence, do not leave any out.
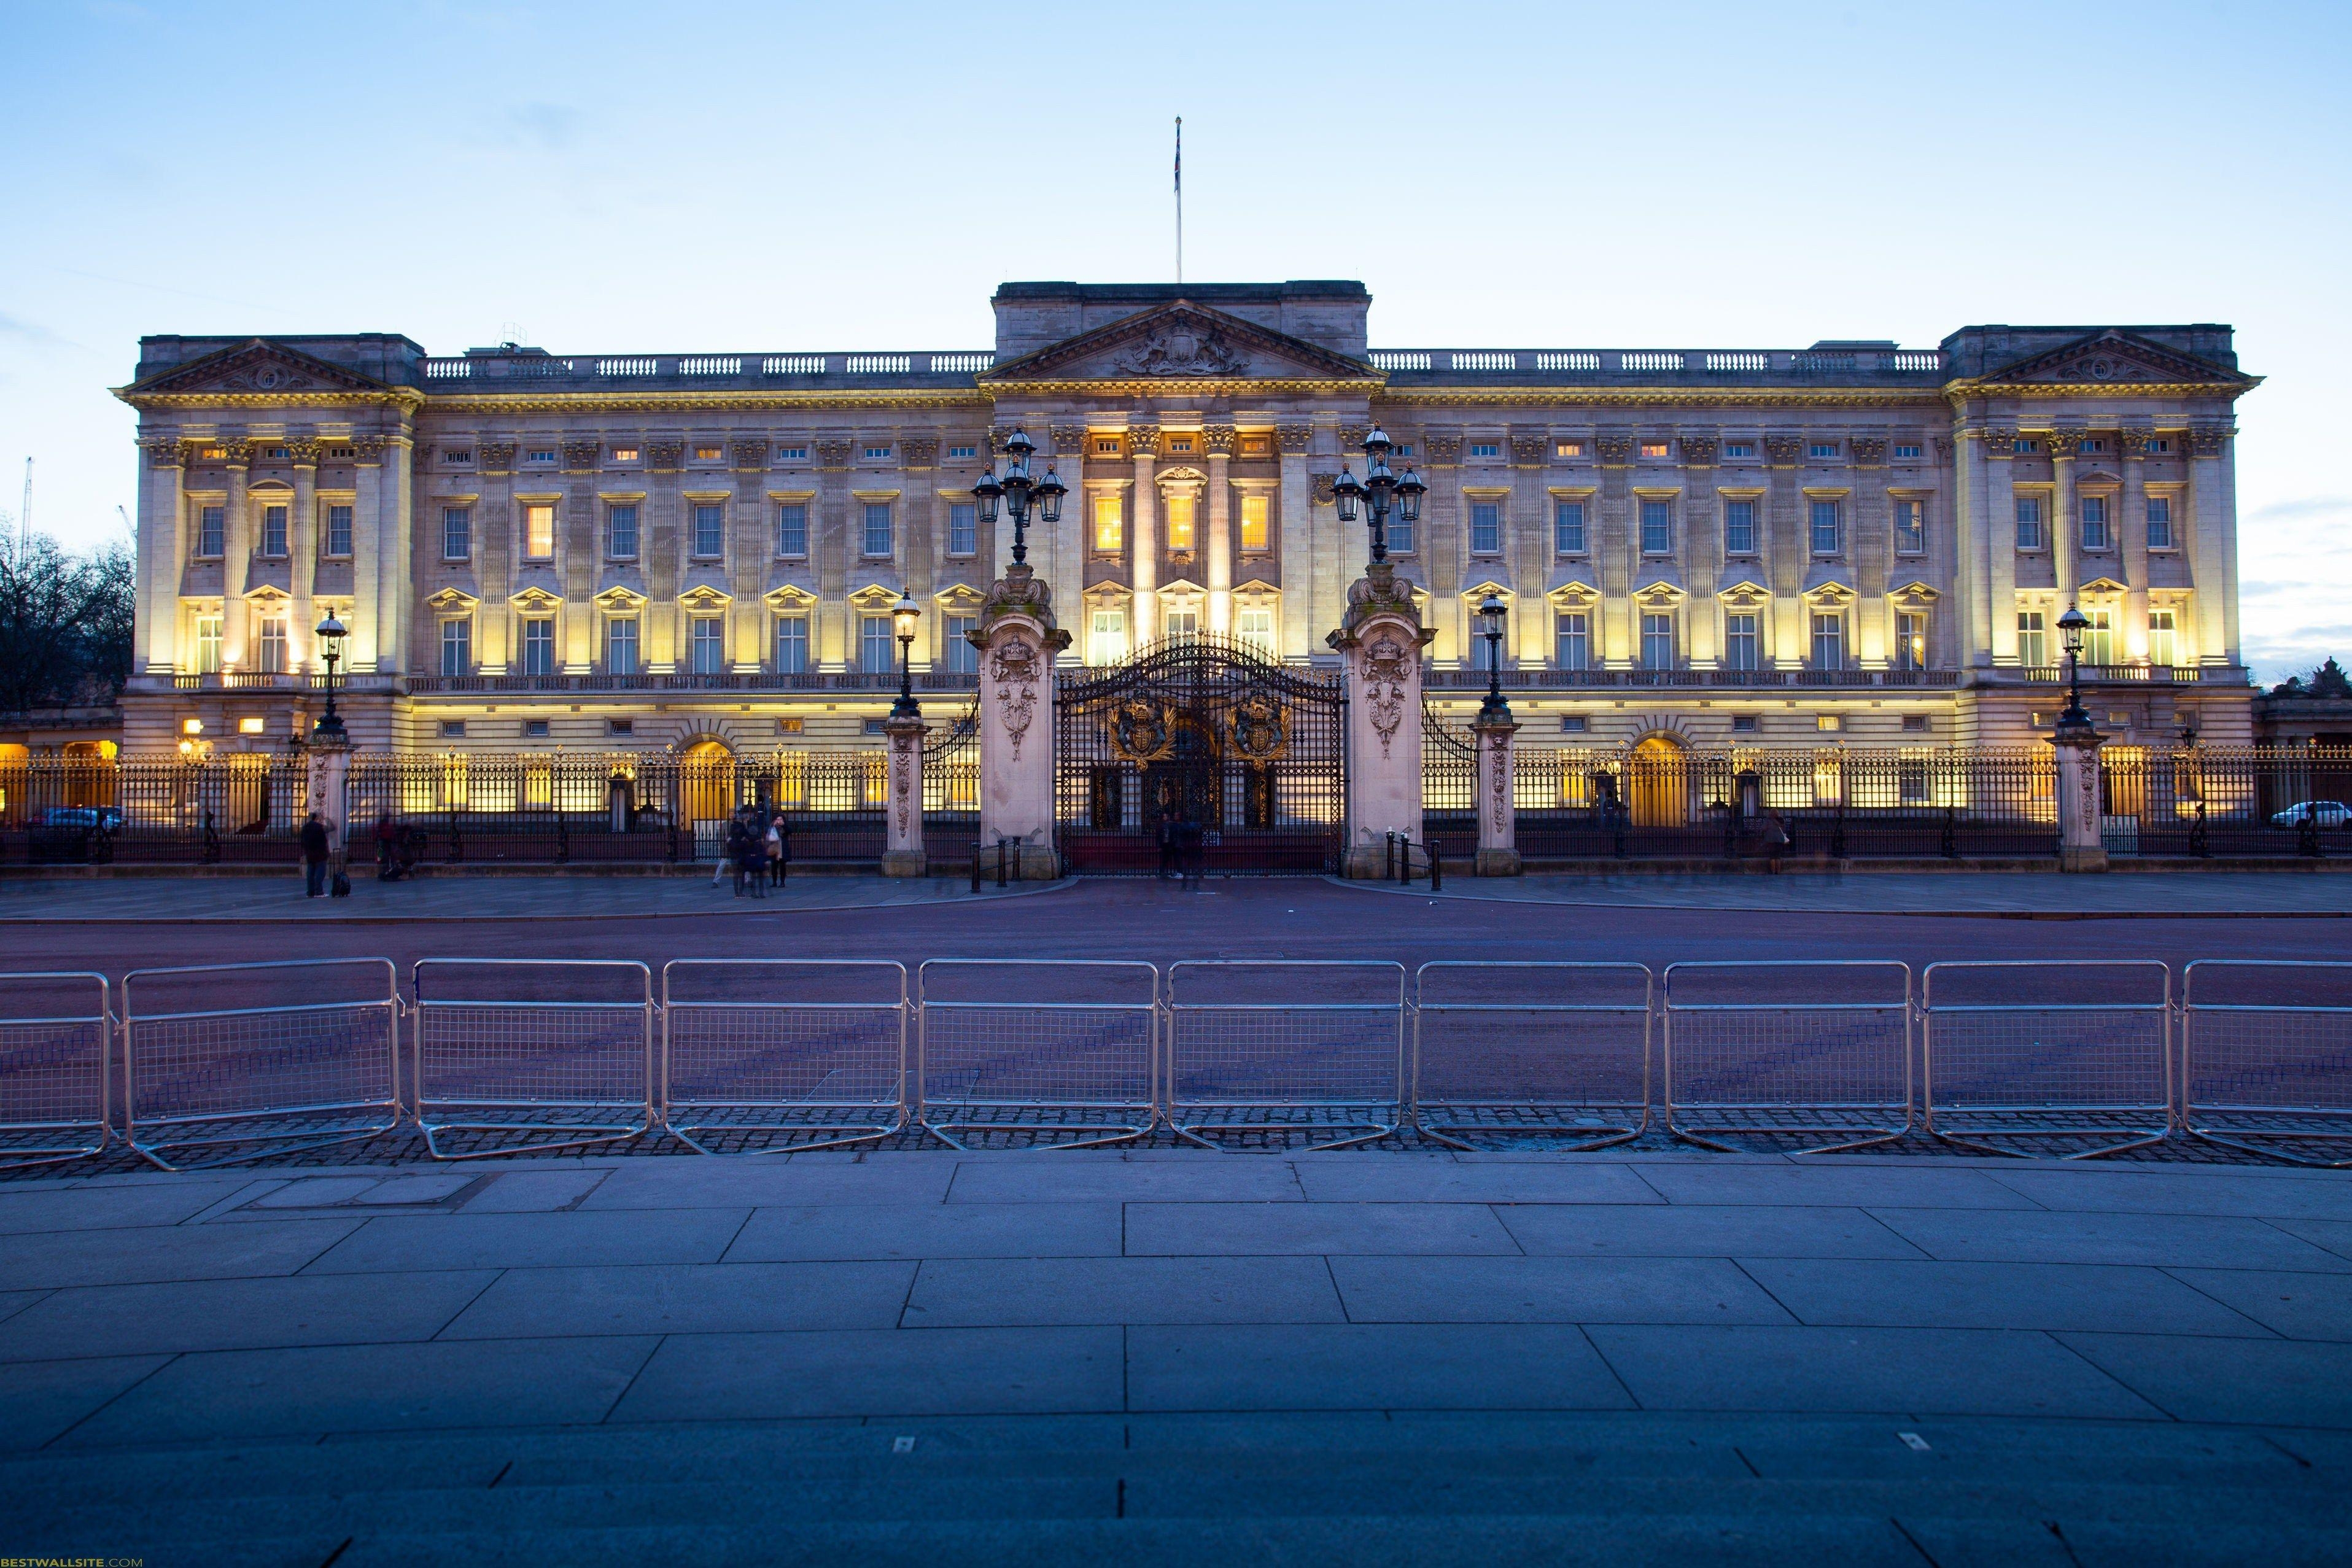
[0,532,136,712]
[2270,658,2352,699]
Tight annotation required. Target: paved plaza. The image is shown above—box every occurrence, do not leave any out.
[2,1151,2350,1564]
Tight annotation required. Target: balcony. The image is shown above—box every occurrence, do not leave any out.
[404,671,982,696]
[415,350,996,392]
[164,672,401,694]
[1422,668,1962,691]
[1368,347,1945,387]
[2009,665,2243,685]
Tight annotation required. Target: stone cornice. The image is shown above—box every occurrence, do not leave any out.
[421,389,989,415]
[1944,380,2256,407]
[116,390,427,413]
[984,378,1378,400]
[1376,387,1946,410]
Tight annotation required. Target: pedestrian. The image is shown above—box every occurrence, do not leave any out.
[1179,814,1205,890]
[724,810,750,896]
[373,810,397,880]
[1157,807,1178,880]
[769,811,791,887]
[712,808,737,887]
[299,810,331,898]
[763,812,783,887]
[738,812,769,899]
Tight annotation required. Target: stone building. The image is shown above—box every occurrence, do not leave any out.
[115,281,2257,759]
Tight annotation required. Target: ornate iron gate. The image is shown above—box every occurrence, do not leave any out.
[1055,635,1345,874]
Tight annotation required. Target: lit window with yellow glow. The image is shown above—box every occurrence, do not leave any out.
[1093,495,1123,553]
[238,716,266,735]
[524,503,556,560]
[1165,495,1196,551]
[1240,494,1269,552]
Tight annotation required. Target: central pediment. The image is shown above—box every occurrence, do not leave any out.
[984,301,1379,385]
[124,338,397,398]
[1974,329,2254,390]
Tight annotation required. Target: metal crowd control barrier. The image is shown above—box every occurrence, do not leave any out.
[1922,960,2171,1158]
[122,960,402,1170]
[0,972,113,1170]
[661,960,909,1154]
[1168,960,1407,1149]
[2183,960,2352,1167]
[1413,962,1651,1150]
[411,959,654,1159]
[917,960,1158,1149]
[1663,961,1913,1153]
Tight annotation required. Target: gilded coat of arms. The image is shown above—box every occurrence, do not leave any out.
[1231,694,1288,762]
[1110,699,1176,763]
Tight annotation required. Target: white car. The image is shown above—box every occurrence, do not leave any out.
[2271,800,2352,829]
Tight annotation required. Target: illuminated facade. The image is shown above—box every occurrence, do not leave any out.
[117,281,2257,758]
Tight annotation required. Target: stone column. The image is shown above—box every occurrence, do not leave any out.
[376,434,414,675]
[974,561,1071,879]
[2048,432,2080,610]
[880,713,926,877]
[1049,426,1088,650]
[1276,424,1313,657]
[302,727,352,866]
[1129,424,1161,644]
[1328,561,1435,877]
[1761,436,1803,667]
[1508,433,1550,666]
[1849,437,1888,666]
[350,438,384,673]
[2053,721,2108,872]
[645,440,685,673]
[1978,428,2019,662]
[1473,710,1521,877]
[1941,434,1987,667]
[220,441,253,669]
[731,439,769,670]
[1679,437,1720,667]
[815,439,853,669]
[139,437,185,673]
[2119,430,2151,661]
[2187,424,2233,666]
[1205,425,1235,635]
[284,440,318,672]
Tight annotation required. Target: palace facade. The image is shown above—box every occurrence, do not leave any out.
[116,281,2259,759]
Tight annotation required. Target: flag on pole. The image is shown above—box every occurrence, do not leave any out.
[1174,116,1181,193]
[1174,117,1183,283]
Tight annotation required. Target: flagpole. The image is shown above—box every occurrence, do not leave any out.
[1174,116,1182,284]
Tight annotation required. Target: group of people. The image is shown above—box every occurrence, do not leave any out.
[717,805,794,897]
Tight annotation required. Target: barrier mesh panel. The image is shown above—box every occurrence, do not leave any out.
[1414,964,1651,1148]
[0,975,109,1164]
[1924,961,2170,1155]
[2184,961,2352,1164]
[1664,963,1911,1152]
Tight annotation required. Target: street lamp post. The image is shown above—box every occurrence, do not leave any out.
[1477,591,1510,726]
[312,612,348,740]
[2055,602,2092,734]
[891,591,921,720]
[971,427,1066,569]
[1330,427,1426,569]
[2051,600,2107,872]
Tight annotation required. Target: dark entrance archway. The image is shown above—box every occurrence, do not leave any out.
[1055,635,1345,874]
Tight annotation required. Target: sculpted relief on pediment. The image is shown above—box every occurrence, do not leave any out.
[1109,322,1248,377]
[987,302,1375,384]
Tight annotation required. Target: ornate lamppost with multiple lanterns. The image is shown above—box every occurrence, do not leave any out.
[890,591,922,720]
[311,611,349,740]
[1476,591,1510,726]
[971,427,1066,567]
[1330,427,1425,567]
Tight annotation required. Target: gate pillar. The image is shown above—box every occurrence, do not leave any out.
[880,714,926,878]
[1328,561,1437,878]
[301,728,351,873]
[2054,721,2109,872]
[973,562,1071,880]
[1473,712,1522,876]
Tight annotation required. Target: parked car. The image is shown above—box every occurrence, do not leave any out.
[29,806,124,862]
[2270,800,2352,829]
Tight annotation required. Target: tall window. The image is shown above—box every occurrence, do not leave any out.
[1165,494,1196,551]
[1236,607,1275,656]
[1556,611,1589,670]
[1811,612,1844,670]
[607,504,638,560]
[689,617,724,673]
[1640,612,1675,670]
[197,505,225,557]
[1089,608,1127,665]
[862,502,893,557]
[2148,608,2179,667]
[1895,611,1927,671]
[1809,499,1841,555]
[522,617,555,676]
[256,616,287,673]
[943,614,978,673]
[1388,505,1414,555]
[2017,610,2047,667]
[1240,493,1270,552]
[860,613,894,671]
[1470,501,1502,554]
[1554,499,1586,554]
[524,502,555,560]
[1165,607,1198,642]
[2081,495,2111,551]
[1723,499,1756,554]
[1894,498,1925,554]
[1093,494,1123,553]
[326,505,353,557]
[442,506,470,561]
[774,614,809,673]
[2146,495,2174,550]
[261,505,288,556]
[2084,607,2114,666]
[775,502,808,557]
[1723,613,1759,672]
[693,503,725,557]
[948,502,977,556]
[1639,499,1671,555]
[440,618,470,677]
[192,614,222,673]
[2015,496,2044,551]
[606,616,639,675]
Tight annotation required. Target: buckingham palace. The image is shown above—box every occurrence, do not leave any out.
[114,280,2258,763]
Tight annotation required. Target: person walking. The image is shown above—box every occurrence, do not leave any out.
[711,807,737,888]
[768,811,791,888]
[723,810,750,896]
[300,810,331,898]
[1157,806,1178,880]
[373,811,397,880]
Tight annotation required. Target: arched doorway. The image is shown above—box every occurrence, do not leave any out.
[1628,733,1689,829]
[678,739,737,831]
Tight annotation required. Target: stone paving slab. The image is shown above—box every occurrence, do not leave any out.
[1869,1207,2352,1270]
[1494,1203,1930,1259]
[611,1326,1125,1421]
[1326,1255,1795,1325]
[1733,1257,2271,1335]
[725,1200,1124,1261]
[0,1270,500,1359]
[2164,1267,2352,1339]
[1335,867,2352,916]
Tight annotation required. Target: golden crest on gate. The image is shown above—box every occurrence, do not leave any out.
[1231,694,1289,762]
[1109,699,1177,762]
